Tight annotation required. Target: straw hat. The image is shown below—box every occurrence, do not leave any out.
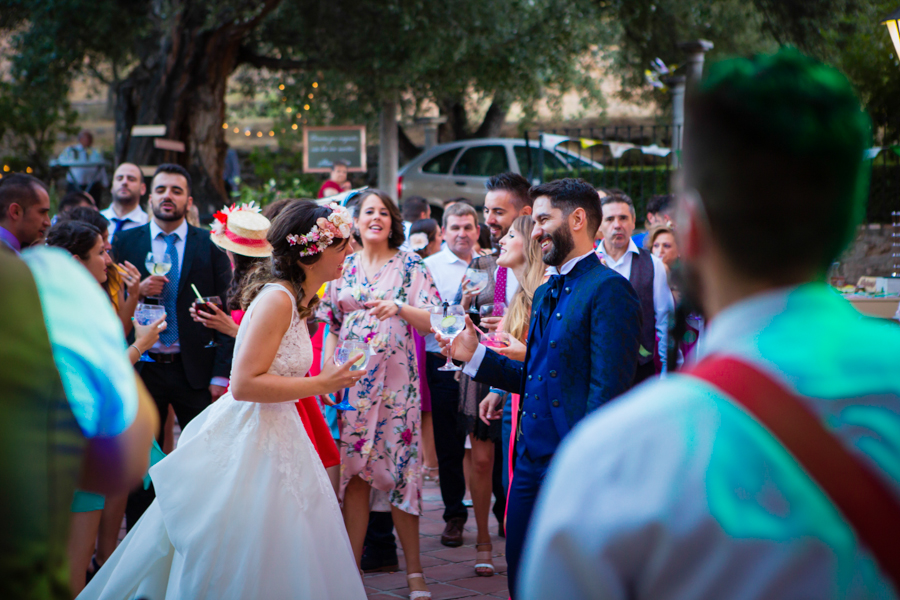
[210,204,273,257]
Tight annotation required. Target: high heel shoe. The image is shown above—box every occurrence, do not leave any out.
[407,572,431,599]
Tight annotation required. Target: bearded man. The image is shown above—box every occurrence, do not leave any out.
[113,164,234,526]
[436,177,641,597]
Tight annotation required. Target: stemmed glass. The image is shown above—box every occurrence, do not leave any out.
[462,268,489,313]
[144,251,172,302]
[193,296,223,348]
[429,304,465,371]
[479,302,507,320]
[133,303,166,362]
[332,340,371,411]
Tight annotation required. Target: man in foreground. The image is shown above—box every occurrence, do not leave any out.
[437,178,641,597]
[520,49,900,599]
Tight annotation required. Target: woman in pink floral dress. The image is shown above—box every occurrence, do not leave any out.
[317,190,439,599]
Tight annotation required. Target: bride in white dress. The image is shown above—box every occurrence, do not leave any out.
[79,201,367,600]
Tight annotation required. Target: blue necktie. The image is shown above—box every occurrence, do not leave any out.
[159,233,180,347]
[111,218,127,236]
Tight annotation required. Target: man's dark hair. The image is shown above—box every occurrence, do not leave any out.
[331,159,349,169]
[530,178,602,236]
[684,48,871,281]
[0,173,47,219]
[152,164,192,194]
[486,172,532,210]
[596,187,625,197]
[645,194,673,216]
[600,192,635,219]
[402,196,430,222]
[58,191,96,214]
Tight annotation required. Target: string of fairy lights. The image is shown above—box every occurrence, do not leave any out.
[222,80,319,139]
[0,79,320,176]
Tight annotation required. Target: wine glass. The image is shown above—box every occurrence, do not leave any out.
[331,340,371,411]
[134,303,166,362]
[429,304,466,371]
[462,269,489,310]
[193,296,223,348]
[144,251,172,301]
[479,302,507,319]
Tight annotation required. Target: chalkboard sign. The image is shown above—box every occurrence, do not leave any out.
[303,126,367,173]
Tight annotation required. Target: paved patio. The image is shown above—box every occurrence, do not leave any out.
[363,478,509,599]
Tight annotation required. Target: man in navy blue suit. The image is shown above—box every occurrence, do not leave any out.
[437,178,641,597]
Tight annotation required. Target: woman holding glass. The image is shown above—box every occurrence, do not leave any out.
[317,189,439,599]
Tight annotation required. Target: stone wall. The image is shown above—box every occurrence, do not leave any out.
[834,225,897,284]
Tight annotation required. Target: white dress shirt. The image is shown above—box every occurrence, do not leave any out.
[101,204,149,232]
[502,266,520,304]
[423,246,472,352]
[464,250,595,376]
[399,221,413,251]
[148,219,188,354]
[597,238,674,371]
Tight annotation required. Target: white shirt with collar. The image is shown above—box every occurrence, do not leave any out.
[399,221,413,252]
[597,237,674,371]
[148,219,189,354]
[101,204,148,232]
[424,246,472,353]
[465,250,595,376]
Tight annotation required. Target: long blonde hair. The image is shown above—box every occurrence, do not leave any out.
[503,215,545,342]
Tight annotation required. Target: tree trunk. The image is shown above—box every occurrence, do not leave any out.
[437,94,510,142]
[114,15,244,214]
[472,96,510,139]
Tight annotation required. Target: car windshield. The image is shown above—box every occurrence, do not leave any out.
[422,148,461,174]
[452,145,508,176]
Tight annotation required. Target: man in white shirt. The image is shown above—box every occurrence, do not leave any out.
[58,130,108,199]
[422,201,481,546]
[596,192,674,381]
[101,163,149,239]
[112,164,233,527]
[520,49,899,600]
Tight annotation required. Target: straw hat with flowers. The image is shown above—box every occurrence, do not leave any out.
[210,202,273,257]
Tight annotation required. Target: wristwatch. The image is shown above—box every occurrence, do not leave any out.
[393,299,405,313]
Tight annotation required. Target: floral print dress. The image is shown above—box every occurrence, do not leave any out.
[316,251,440,515]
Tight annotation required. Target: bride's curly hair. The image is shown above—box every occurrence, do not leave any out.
[241,200,348,319]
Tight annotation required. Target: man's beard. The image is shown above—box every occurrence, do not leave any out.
[540,223,575,267]
[152,204,186,222]
[115,188,140,206]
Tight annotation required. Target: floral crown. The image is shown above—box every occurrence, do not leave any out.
[286,203,353,257]
[211,201,260,235]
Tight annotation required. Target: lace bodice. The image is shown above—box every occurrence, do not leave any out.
[234,283,313,380]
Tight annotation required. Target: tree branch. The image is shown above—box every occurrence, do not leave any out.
[236,47,317,72]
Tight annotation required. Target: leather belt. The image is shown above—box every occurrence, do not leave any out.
[147,352,181,364]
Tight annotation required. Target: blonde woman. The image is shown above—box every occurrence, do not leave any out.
[472,215,545,576]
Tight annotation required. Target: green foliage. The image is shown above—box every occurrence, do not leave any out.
[241,0,604,136]
[224,148,319,209]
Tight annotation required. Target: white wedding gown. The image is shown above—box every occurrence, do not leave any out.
[79,284,366,600]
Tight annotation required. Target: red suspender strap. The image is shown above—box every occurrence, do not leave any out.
[685,356,900,591]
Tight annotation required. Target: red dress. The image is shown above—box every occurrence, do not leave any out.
[232,310,340,468]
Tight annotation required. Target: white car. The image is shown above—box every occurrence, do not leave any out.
[397,138,603,208]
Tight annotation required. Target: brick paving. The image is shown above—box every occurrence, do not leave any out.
[363,478,508,599]
[121,426,506,598]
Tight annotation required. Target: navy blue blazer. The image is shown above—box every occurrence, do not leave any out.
[473,253,641,448]
[113,223,235,391]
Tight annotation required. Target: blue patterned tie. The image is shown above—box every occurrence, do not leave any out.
[159,233,180,347]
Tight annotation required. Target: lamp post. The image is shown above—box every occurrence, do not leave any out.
[882,9,900,61]
[883,10,900,275]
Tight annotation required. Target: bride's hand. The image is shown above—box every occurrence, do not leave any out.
[319,357,365,394]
